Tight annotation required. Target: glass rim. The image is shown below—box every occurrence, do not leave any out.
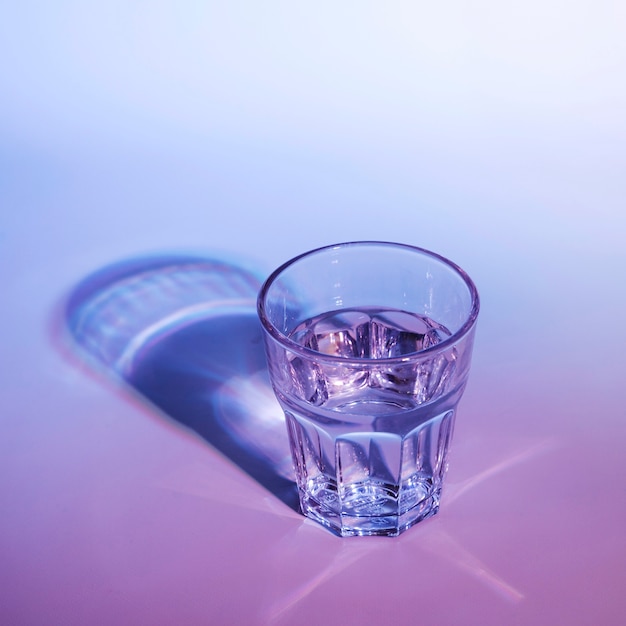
[257,241,480,365]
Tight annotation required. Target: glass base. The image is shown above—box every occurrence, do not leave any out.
[300,486,441,537]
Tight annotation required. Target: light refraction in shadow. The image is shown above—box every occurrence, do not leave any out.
[65,254,298,510]
[262,439,554,620]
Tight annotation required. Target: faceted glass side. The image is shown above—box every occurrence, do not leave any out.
[284,406,456,537]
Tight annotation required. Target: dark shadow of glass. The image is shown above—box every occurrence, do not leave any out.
[63,254,299,511]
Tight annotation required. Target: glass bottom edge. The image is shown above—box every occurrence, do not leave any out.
[300,489,441,537]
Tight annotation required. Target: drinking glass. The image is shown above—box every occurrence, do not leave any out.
[257,242,479,536]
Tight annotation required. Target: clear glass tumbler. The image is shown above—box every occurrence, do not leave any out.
[257,242,479,536]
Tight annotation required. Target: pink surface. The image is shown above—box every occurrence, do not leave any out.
[1,2,625,624]
[2,253,625,624]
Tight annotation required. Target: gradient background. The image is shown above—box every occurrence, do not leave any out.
[1,2,625,625]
